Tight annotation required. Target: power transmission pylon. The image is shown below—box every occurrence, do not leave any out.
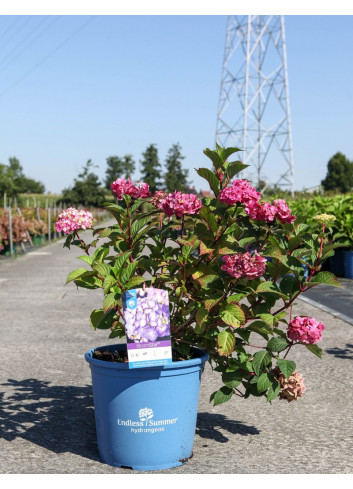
[216,15,294,194]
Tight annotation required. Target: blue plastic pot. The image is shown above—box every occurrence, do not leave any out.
[343,250,353,279]
[329,248,345,277]
[85,344,209,471]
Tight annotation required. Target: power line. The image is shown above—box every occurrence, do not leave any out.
[0,16,34,49]
[0,16,97,99]
[0,16,61,72]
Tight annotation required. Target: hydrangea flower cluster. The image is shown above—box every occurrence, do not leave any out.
[150,190,168,210]
[219,179,295,224]
[55,208,93,234]
[245,199,296,224]
[219,179,261,207]
[111,177,150,200]
[124,288,170,343]
[160,191,202,218]
[221,251,267,280]
[287,316,325,344]
[272,367,307,402]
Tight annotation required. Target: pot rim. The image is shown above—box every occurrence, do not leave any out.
[85,343,209,371]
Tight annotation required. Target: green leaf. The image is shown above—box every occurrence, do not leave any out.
[90,309,116,330]
[256,281,289,300]
[124,276,146,289]
[305,344,323,359]
[196,168,220,196]
[220,310,240,328]
[222,370,243,389]
[103,293,121,313]
[266,337,289,353]
[307,271,342,288]
[93,263,111,278]
[109,321,125,339]
[217,330,235,356]
[266,380,280,402]
[224,160,248,185]
[252,350,272,376]
[74,274,102,290]
[103,275,117,294]
[65,268,90,285]
[120,261,138,283]
[257,372,272,393]
[213,386,234,406]
[204,294,223,312]
[276,359,296,378]
[77,255,94,265]
[114,251,132,272]
[195,307,208,333]
[203,148,224,170]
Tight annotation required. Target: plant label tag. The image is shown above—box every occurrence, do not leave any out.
[122,287,172,368]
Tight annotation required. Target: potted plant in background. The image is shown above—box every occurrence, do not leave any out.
[57,145,340,471]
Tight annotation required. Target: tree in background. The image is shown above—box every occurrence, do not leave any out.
[105,155,135,190]
[0,157,45,197]
[321,152,353,193]
[140,144,162,193]
[164,143,189,193]
[61,160,106,207]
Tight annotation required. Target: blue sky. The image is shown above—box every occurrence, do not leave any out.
[0,13,353,194]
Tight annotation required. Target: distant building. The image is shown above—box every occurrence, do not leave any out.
[198,190,213,198]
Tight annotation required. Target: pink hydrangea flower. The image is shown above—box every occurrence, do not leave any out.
[221,251,267,280]
[273,199,296,224]
[272,367,306,402]
[287,316,325,344]
[219,179,261,207]
[111,178,150,200]
[245,201,277,223]
[161,191,202,218]
[55,208,93,234]
[150,191,168,210]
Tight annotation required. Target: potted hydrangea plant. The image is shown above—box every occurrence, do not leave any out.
[57,145,340,471]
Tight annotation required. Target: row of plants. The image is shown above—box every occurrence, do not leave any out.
[0,207,109,255]
[288,193,353,278]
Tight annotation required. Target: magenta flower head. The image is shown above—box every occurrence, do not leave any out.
[161,191,202,218]
[150,190,168,210]
[287,316,325,344]
[55,208,93,234]
[245,201,277,223]
[219,179,261,207]
[221,251,267,280]
[111,178,150,200]
[273,199,296,224]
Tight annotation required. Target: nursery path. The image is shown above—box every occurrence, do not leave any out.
[0,229,353,474]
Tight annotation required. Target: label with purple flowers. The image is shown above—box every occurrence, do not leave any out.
[122,287,172,368]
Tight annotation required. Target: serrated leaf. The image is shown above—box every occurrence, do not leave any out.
[222,369,243,389]
[120,261,138,283]
[204,295,223,312]
[217,330,235,356]
[266,380,280,402]
[305,344,323,359]
[256,281,289,300]
[109,321,125,338]
[307,271,342,288]
[90,309,116,330]
[276,359,296,378]
[65,268,90,285]
[266,337,289,353]
[224,160,248,185]
[103,293,121,313]
[114,251,132,273]
[213,386,234,406]
[196,167,220,196]
[77,255,94,265]
[195,307,208,333]
[252,350,272,376]
[257,372,272,393]
[124,276,146,289]
[93,263,111,278]
[103,275,117,294]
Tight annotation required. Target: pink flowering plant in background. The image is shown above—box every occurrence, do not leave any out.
[61,145,341,405]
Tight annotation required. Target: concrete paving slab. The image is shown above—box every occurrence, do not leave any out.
[0,230,352,474]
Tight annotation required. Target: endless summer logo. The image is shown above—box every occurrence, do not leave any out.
[117,407,178,434]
